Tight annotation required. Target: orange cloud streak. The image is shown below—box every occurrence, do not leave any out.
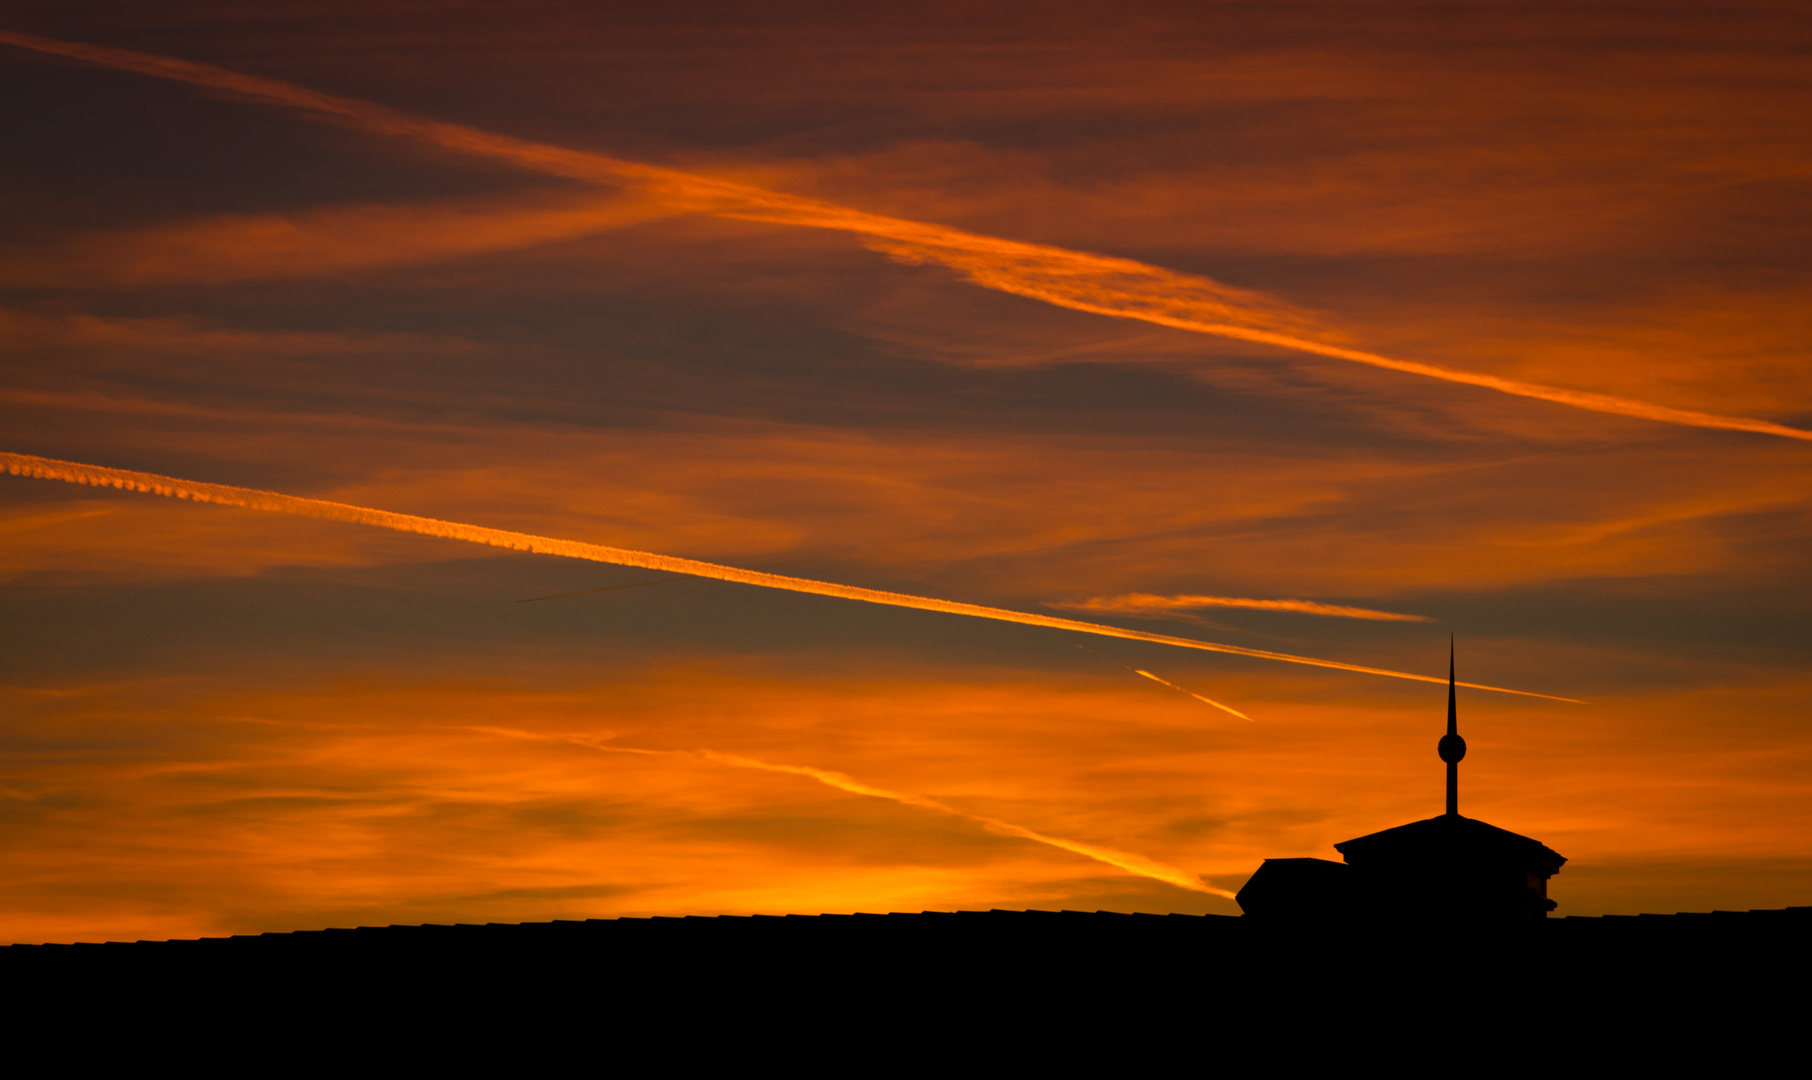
[3,29,1807,443]
[0,450,1579,700]
[1056,593,1434,623]
[474,726,1229,897]
[3,192,671,287]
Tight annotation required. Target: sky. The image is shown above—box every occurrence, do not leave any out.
[2,0,1808,944]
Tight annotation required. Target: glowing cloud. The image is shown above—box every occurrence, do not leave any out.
[0,450,1581,701]
[3,29,1808,442]
[476,726,1231,897]
[1055,593,1435,623]
[2,192,672,287]
[1132,670,1253,721]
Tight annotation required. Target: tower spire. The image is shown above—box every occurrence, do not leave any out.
[1438,636,1466,816]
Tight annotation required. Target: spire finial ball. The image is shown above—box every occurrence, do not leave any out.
[1438,731,1467,764]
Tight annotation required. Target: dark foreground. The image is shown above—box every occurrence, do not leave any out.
[6,907,1804,1058]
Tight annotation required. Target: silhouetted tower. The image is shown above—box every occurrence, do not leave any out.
[1235,641,1567,922]
[1438,638,1464,816]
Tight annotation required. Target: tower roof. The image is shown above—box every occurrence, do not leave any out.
[1335,814,1566,874]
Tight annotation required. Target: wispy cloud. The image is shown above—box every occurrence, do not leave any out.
[1053,592,1435,623]
[474,726,1231,897]
[0,191,671,287]
[697,750,1230,897]
[4,29,1807,442]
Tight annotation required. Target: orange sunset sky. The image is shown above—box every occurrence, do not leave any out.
[2,1,1809,944]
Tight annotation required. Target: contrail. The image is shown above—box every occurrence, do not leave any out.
[4,29,1808,443]
[1070,642,1255,719]
[473,726,1231,897]
[1132,670,1253,721]
[1,450,1583,701]
[696,751,1232,897]
[1054,593,1435,623]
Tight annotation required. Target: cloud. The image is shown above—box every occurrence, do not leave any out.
[0,190,673,287]
[1,7,1808,945]
[1055,593,1435,623]
[0,667,1264,941]
[5,659,1807,942]
[689,749,1230,897]
[5,29,1807,442]
[3,380,1801,600]
[480,727,1229,896]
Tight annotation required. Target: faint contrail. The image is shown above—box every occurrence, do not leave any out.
[1132,669,1253,721]
[1071,641,1254,718]
[2,451,1582,701]
[4,29,1808,443]
[1071,642,1255,719]
[696,751,1233,897]
[1055,593,1435,623]
[473,726,1231,896]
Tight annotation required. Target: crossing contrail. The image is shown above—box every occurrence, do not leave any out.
[472,726,1232,896]
[4,29,1808,443]
[1132,670,1253,721]
[1,450,1583,701]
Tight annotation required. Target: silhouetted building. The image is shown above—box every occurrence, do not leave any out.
[1238,642,1565,923]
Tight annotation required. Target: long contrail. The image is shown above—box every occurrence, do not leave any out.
[4,29,1808,443]
[472,726,1232,897]
[1,450,1582,701]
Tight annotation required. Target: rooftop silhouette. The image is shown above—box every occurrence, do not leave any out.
[1238,641,1566,922]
